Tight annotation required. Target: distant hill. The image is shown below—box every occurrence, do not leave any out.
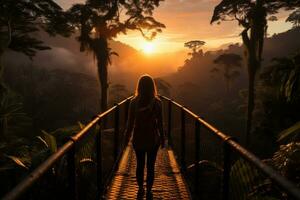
[2,27,299,134]
[164,27,300,92]
[263,27,300,61]
[2,31,186,91]
[2,27,300,95]
[1,32,185,130]
[160,27,300,134]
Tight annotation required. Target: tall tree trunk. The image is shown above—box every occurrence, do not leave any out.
[0,64,6,101]
[0,55,7,101]
[99,66,108,113]
[225,66,230,93]
[245,0,265,147]
[95,36,109,113]
[0,67,8,141]
[246,64,256,147]
[0,52,8,141]
[226,79,230,93]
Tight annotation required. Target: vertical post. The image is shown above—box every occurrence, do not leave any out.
[96,121,103,199]
[194,119,200,196]
[180,106,186,170]
[124,99,130,125]
[223,141,232,200]
[67,143,77,200]
[123,99,130,147]
[167,100,172,146]
[114,103,120,161]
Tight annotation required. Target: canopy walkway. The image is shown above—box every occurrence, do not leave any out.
[106,144,190,199]
[2,96,300,200]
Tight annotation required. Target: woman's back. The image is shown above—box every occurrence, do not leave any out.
[131,96,161,151]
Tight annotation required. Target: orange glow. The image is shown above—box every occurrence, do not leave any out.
[116,33,242,53]
[143,42,155,54]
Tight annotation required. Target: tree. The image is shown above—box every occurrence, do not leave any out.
[0,0,72,58]
[68,0,165,113]
[264,52,300,104]
[184,40,205,57]
[212,53,243,92]
[0,0,72,100]
[0,0,72,140]
[211,0,300,146]
[286,8,300,28]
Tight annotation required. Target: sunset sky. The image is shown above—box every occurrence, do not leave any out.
[56,0,293,54]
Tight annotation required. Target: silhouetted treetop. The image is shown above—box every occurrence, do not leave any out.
[211,0,300,26]
[68,0,165,112]
[286,8,300,27]
[263,52,300,103]
[0,0,73,58]
[268,15,278,21]
[210,0,300,145]
[214,53,243,68]
[212,53,243,92]
[68,0,165,50]
[184,40,205,53]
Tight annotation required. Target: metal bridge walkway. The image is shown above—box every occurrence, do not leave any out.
[106,144,191,199]
[2,96,300,200]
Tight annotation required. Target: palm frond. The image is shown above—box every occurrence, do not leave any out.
[0,92,32,138]
[5,155,29,169]
[41,130,58,153]
[277,121,300,143]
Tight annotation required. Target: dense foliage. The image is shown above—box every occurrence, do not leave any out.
[211,0,300,146]
[68,0,165,112]
[0,0,300,199]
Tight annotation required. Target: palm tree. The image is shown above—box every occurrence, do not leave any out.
[68,0,165,113]
[212,53,243,92]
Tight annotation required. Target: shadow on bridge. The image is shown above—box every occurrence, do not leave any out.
[2,96,300,200]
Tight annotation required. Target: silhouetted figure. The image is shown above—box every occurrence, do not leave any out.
[125,74,165,199]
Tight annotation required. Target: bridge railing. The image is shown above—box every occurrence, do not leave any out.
[1,96,133,200]
[159,95,300,200]
[2,95,300,200]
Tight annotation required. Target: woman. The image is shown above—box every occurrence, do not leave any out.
[125,74,165,198]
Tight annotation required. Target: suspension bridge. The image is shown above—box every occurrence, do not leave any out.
[2,96,300,200]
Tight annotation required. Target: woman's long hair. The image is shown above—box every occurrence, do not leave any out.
[135,75,157,100]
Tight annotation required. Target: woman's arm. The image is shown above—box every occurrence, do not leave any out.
[124,99,135,144]
[157,100,165,148]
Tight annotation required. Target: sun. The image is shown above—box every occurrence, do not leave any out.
[143,42,155,54]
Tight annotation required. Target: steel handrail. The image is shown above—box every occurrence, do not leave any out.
[3,95,300,200]
[2,96,133,200]
[1,140,74,200]
[159,95,300,200]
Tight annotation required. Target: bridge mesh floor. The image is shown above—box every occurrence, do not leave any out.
[106,145,191,199]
